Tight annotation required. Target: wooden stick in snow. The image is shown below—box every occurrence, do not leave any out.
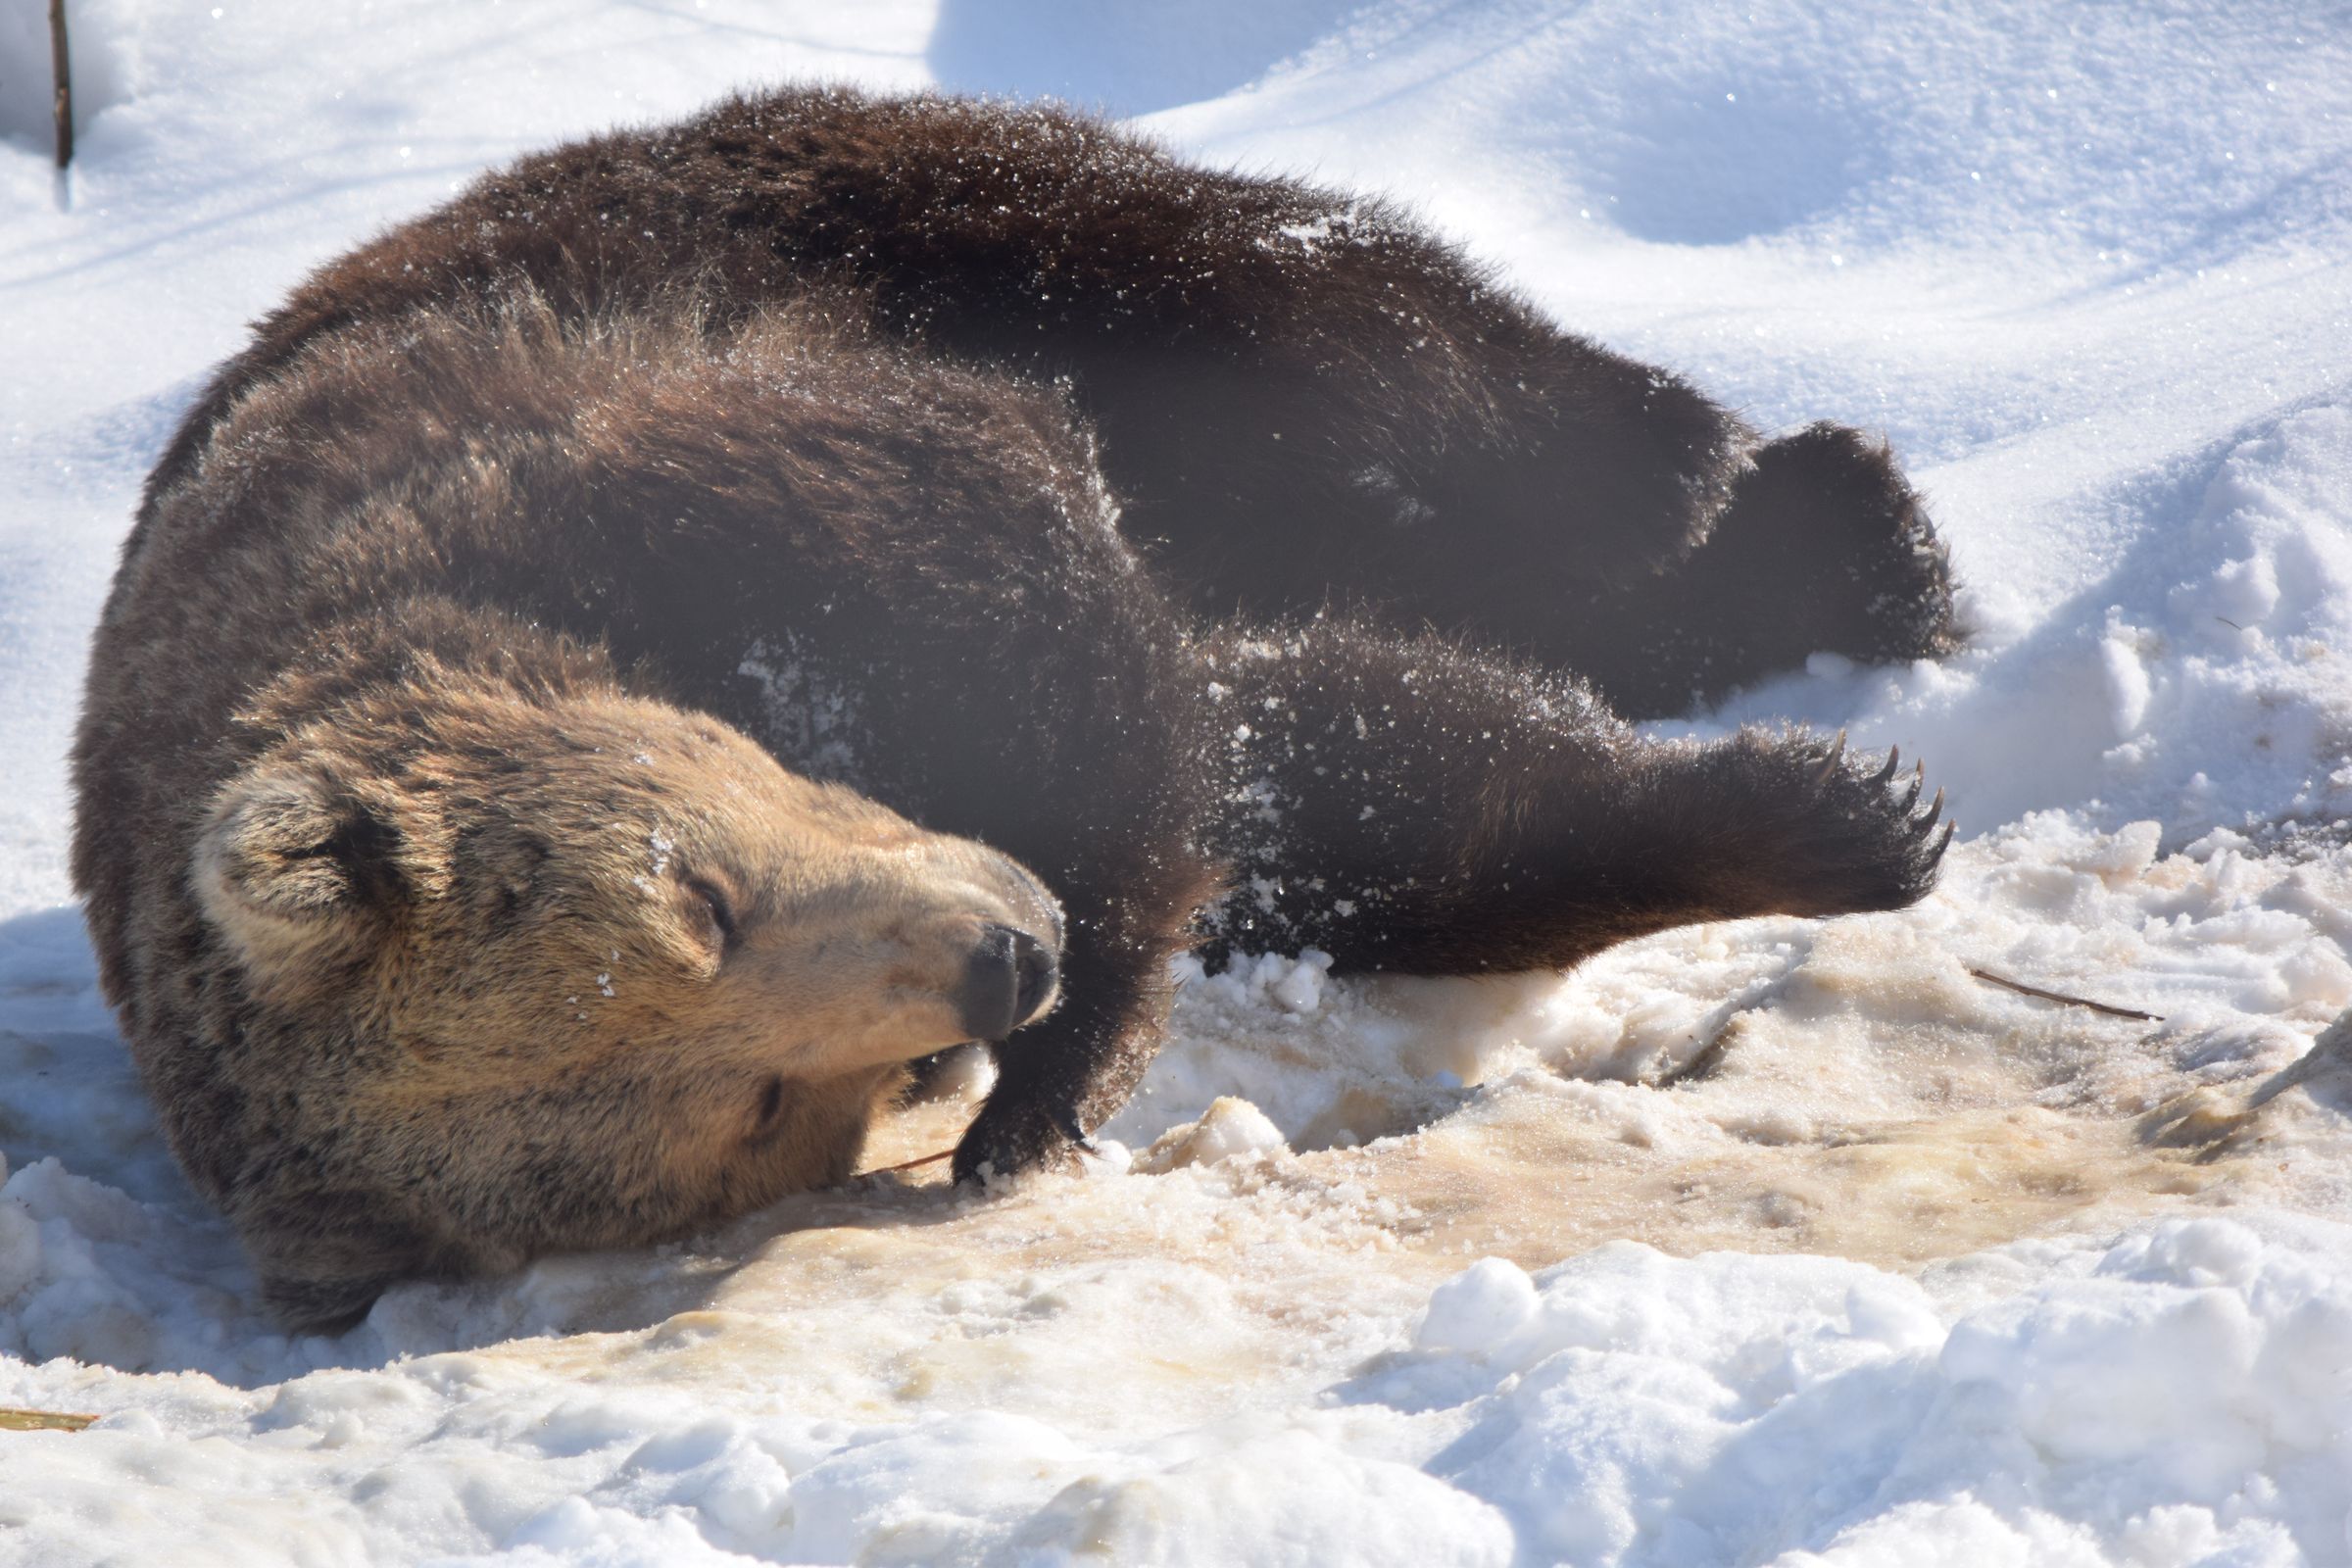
[50,0,74,170]
[1,1407,97,1433]
[1966,966,2164,1022]
[865,1147,955,1175]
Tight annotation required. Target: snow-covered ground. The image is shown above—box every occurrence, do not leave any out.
[3,1,2350,1562]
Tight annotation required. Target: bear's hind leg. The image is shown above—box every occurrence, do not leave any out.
[1544,422,1959,719]
[1200,621,1952,976]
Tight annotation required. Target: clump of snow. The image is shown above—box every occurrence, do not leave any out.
[3,0,2349,1562]
[1413,1256,1541,1354]
[1136,1095,1291,1172]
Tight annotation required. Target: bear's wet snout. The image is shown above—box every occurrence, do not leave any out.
[960,921,1059,1041]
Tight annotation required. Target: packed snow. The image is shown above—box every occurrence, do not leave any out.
[3,1,2350,1563]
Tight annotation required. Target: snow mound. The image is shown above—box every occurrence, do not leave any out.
[1159,0,2352,268]
[1367,1216,2352,1565]
[926,0,1360,118]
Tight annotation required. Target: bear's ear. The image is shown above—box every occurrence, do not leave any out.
[193,760,416,991]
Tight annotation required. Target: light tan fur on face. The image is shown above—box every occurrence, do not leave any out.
[193,668,1060,1314]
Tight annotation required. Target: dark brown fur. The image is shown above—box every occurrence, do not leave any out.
[75,87,1956,1329]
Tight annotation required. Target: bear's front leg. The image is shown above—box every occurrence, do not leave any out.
[1199,621,1951,976]
[950,888,1195,1180]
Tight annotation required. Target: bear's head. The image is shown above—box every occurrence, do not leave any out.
[188,674,1060,1329]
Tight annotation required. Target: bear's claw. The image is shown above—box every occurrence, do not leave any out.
[1053,1105,1101,1156]
[1917,785,1946,838]
[1893,759,1926,815]
[953,1092,1096,1185]
[1736,729,1956,917]
[1812,728,1848,784]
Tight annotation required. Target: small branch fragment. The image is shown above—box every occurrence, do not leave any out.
[866,1147,954,1175]
[1,1407,97,1433]
[1967,966,2163,1022]
[1655,1014,1742,1086]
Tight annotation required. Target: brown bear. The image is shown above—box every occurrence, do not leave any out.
[73,87,1956,1331]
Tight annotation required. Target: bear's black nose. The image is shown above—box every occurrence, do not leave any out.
[959,923,1059,1041]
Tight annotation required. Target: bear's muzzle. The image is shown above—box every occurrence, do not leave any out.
[958,921,1059,1042]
